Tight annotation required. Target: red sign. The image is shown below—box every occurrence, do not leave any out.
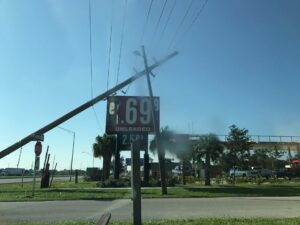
[35,141,42,156]
[106,96,160,134]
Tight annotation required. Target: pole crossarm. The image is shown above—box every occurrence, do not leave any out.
[0,51,178,159]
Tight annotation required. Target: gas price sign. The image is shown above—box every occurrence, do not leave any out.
[118,133,148,150]
[106,96,159,134]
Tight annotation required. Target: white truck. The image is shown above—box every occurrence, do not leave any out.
[251,167,273,178]
[229,167,258,178]
[3,168,25,176]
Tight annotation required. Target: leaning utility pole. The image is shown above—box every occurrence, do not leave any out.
[0,51,178,159]
[141,46,167,195]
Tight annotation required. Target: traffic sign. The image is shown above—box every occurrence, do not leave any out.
[34,141,42,156]
[32,133,44,141]
[106,96,159,134]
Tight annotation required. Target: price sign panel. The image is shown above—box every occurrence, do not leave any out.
[118,133,148,150]
[106,96,159,134]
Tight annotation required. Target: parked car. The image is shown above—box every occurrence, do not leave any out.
[4,168,24,176]
[251,167,273,179]
[275,168,293,179]
[229,167,258,178]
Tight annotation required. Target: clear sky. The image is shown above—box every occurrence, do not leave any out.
[0,0,299,170]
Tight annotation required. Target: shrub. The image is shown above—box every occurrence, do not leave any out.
[292,177,300,183]
[98,177,130,188]
[185,176,195,184]
[268,178,286,184]
[224,175,234,184]
[255,176,265,185]
[215,175,222,184]
[235,177,254,184]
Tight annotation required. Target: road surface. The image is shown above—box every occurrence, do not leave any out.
[1,197,300,224]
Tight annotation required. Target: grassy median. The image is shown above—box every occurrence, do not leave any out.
[1,180,300,201]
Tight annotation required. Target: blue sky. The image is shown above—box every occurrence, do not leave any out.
[0,0,300,170]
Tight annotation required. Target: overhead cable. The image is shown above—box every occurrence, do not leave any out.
[140,0,155,45]
[89,0,94,99]
[107,0,114,91]
[175,0,209,50]
[116,0,128,86]
[160,0,177,40]
[128,0,154,95]
[153,0,168,38]
[149,0,168,54]
[167,0,195,51]
[89,0,104,132]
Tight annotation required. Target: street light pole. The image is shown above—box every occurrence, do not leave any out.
[58,126,76,182]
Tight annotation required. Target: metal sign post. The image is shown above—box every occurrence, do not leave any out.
[32,141,42,197]
[32,156,39,197]
[131,140,141,225]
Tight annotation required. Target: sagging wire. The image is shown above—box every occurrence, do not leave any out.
[115,0,128,87]
[167,0,196,51]
[89,0,104,131]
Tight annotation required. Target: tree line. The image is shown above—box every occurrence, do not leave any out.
[92,124,288,194]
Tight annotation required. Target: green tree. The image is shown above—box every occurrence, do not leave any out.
[249,149,271,168]
[225,125,252,184]
[268,146,284,170]
[150,127,175,195]
[194,134,224,185]
[92,134,116,181]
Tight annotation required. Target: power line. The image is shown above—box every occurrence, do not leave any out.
[174,0,209,50]
[149,0,168,54]
[88,0,104,132]
[107,0,114,91]
[160,0,177,40]
[116,0,128,87]
[189,0,209,29]
[153,0,168,38]
[127,0,154,95]
[89,0,94,99]
[167,0,195,51]
[140,0,154,45]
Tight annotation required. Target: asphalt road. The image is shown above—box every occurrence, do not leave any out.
[1,197,300,224]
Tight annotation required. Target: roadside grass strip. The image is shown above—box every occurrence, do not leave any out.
[1,181,300,201]
[13,218,300,225]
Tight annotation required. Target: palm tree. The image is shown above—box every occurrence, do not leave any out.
[194,134,224,186]
[150,127,175,195]
[92,134,116,181]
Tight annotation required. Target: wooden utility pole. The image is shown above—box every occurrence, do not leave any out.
[0,51,178,159]
[141,45,167,195]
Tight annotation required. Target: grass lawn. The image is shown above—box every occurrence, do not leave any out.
[1,180,300,201]
[13,218,300,225]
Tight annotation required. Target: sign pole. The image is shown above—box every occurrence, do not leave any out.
[32,156,37,197]
[131,140,141,225]
[114,137,120,180]
[32,141,42,197]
